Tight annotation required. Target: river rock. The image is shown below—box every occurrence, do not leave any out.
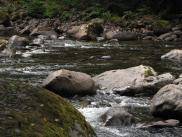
[105,31,138,41]
[100,107,135,127]
[161,49,182,61]
[7,35,29,49]
[150,84,182,121]
[93,65,175,96]
[43,69,97,97]
[0,25,14,36]
[67,21,103,40]
[30,28,58,39]
[0,80,95,137]
[158,32,173,40]
[139,119,180,128]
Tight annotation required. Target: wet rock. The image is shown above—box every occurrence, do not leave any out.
[150,84,182,121]
[173,78,182,85]
[0,80,95,137]
[43,69,97,97]
[143,36,154,40]
[161,49,182,61]
[158,32,173,40]
[94,65,174,96]
[164,34,177,41]
[30,35,48,47]
[139,119,180,128]
[19,25,31,35]
[67,21,103,40]
[30,29,58,39]
[173,30,182,36]
[105,31,138,41]
[100,107,135,127]
[7,35,29,49]
[172,27,180,31]
[0,25,14,36]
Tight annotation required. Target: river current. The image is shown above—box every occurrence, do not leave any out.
[0,39,182,137]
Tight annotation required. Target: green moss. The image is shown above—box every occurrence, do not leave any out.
[152,19,171,31]
[144,66,156,77]
[0,80,95,137]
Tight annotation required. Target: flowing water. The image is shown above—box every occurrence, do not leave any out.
[0,39,182,137]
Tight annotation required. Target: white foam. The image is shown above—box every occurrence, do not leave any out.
[79,107,109,126]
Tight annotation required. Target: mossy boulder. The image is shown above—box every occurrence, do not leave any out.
[0,80,96,137]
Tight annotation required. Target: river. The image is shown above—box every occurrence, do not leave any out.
[0,39,182,137]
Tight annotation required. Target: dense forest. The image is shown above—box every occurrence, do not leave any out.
[0,0,182,21]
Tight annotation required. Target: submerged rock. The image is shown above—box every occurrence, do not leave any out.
[94,65,174,96]
[139,119,180,128]
[150,84,182,121]
[43,69,97,97]
[100,107,135,127]
[161,49,182,61]
[0,80,95,137]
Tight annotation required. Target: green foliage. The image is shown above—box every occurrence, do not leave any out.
[152,19,171,31]
[44,1,62,17]
[1,0,181,21]
[21,0,45,18]
[102,11,112,22]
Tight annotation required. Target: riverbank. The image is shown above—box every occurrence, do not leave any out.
[0,0,182,42]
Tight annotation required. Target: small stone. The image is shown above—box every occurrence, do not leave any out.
[30,123,35,127]
[54,118,60,122]
[40,104,44,107]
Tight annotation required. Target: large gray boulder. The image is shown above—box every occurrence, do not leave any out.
[150,84,182,121]
[100,107,135,127]
[43,69,97,97]
[94,65,175,96]
[105,31,138,41]
[161,49,182,61]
